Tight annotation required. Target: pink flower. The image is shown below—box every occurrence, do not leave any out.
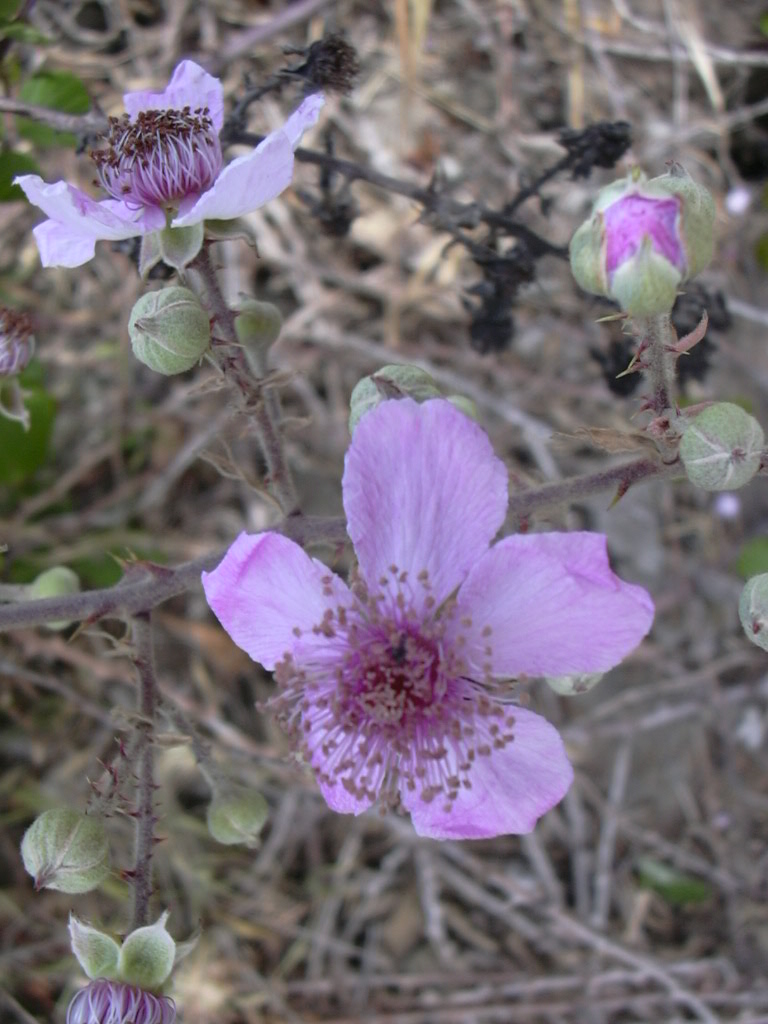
[203,399,654,840]
[66,980,175,1024]
[14,61,324,268]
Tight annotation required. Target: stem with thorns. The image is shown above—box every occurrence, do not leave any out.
[130,612,158,931]
[190,245,298,513]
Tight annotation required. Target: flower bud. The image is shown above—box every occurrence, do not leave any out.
[739,574,768,652]
[679,402,764,492]
[234,300,284,375]
[27,566,80,630]
[67,980,176,1024]
[21,808,109,893]
[128,287,210,375]
[545,671,604,697]
[570,166,715,316]
[207,788,268,847]
[69,915,120,980]
[0,307,34,378]
[118,911,175,992]
[349,365,442,433]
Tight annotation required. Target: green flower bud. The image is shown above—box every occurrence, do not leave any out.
[446,394,479,422]
[128,287,210,375]
[545,671,604,697]
[570,166,715,316]
[349,365,442,433]
[69,915,120,980]
[28,566,80,630]
[679,403,764,491]
[207,788,268,847]
[739,574,768,652]
[118,911,175,992]
[21,808,109,893]
[234,300,283,375]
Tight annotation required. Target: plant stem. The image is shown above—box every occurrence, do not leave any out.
[190,246,298,513]
[0,514,348,631]
[130,612,158,931]
[636,313,677,417]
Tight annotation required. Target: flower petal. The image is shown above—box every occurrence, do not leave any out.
[202,531,353,670]
[404,707,573,839]
[452,532,654,678]
[343,399,508,607]
[281,93,325,149]
[172,132,294,226]
[15,176,165,267]
[124,60,224,132]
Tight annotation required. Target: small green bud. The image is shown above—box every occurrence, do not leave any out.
[570,166,715,316]
[545,671,604,697]
[128,287,210,375]
[157,223,204,271]
[207,788,269,847]
[69,915,120,980]
[446,394,479,421]
[118,911,175,992]
[739,574,768,652]
[679,403,764,491]
[28,566,80,630]
[21,808,109,893]
[234,300,283,375]
[349,365,442,433]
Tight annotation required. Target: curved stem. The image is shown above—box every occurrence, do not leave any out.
[130,612,158,931]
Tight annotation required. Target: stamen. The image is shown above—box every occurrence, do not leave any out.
[91,106,223,210]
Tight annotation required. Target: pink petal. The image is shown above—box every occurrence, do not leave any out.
[15,176,165,266]
[343,399,508,608]
[172,132,294,227]
[315,777,374,815]
[281,93,325,149]
[202,532,353,670]
[451,532,654,678]
[124,60,224,132]
[403,707,573,839]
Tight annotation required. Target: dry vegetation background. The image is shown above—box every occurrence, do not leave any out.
[2,0,768,1021]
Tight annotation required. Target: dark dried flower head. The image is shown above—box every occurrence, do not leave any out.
[0,308,34,377]
[558,121,632,178]
[292,35,360,94]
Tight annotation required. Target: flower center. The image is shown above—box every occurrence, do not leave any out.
[271,568,517,814]
[91,107,223,210]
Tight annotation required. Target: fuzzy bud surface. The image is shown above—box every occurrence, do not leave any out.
[739,574,768,653]
[21,808,109,893]
[679,402,764,492]
[128,287,210,375]
[207,788,269,847]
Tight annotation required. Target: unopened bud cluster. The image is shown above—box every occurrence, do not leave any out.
[570,165,715,317]
[679,402,764,492]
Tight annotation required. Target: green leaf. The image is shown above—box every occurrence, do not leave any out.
[0,148,40,200]
[0,374,55,485]
[0,0,24,19]
[636,858,713,906]
[736,537,768,579]
[0,22,52,44]
[17,70,90,148]
[760,13,768,36]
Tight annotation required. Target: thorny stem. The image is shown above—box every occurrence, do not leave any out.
[635,313,677,418]
[190,246,298,513]
[0,514,348,631]
[506,455,682,521]
[130,612,158,931]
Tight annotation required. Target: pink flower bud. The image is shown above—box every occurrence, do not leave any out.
[570,166,715,317]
